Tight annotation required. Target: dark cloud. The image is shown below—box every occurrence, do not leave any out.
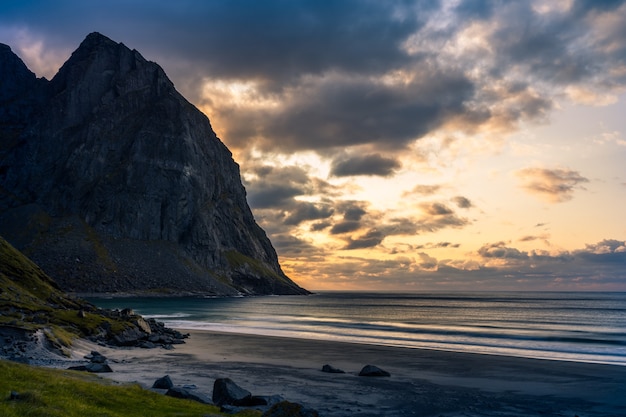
[452,196,472,209]
[244,164,329,210]
[284,201,334,226]
[310,221,331,232]
[478,242,529,259]
[225,70,475,152]
[518,235,547,242]
[270,233,327,258]
[330,154,401,177]
[415,242,461,249]
[482,2,626,88]
[5,0,624,157]
[345,229,386,250]
[330,221,362,235]
[576,239,626,260]
[420,202,454,216]
[573,0,626,15]
[335,201,368,221]
[247,184,301,209]
[416,252,438,270]
[516,167,589,203]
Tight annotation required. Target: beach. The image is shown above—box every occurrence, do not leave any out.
[69,329,626,416]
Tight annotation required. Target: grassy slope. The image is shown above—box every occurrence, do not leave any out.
[0,236,261,416]
[0,235,134,351]
[0,360,261,417]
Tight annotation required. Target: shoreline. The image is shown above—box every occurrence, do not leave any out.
[72,328,626,416]
[165,323,626,368]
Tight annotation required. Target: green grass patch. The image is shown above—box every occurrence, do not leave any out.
[0,359,261,417]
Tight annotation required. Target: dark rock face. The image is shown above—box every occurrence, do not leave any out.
[0,33,307,296]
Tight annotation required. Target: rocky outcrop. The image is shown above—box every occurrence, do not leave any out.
[0,33,307,296]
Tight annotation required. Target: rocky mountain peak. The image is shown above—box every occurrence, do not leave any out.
[0,33,308,296]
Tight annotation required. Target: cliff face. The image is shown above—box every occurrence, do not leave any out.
[0,33,307,295]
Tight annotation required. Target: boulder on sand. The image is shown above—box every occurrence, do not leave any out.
[358,364,390,377]
[165,386,211,404]
[152,375,174,389]
[212,378,252,406]
[262,400,320,417]
[321,364,345,373]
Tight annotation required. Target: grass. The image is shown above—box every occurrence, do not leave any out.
[0,359,262,417]
[0,236,140,347]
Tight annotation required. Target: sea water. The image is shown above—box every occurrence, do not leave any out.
[88,291,626,366]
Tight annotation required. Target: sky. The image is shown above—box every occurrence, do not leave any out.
[1,0,625,291]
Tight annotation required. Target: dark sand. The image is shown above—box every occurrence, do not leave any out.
[69,329,626,416]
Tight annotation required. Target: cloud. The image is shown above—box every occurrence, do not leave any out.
[5,0,626,156]
[330,153,401,177]
[215,69,476,152]
[516,167,589,202]
[420,202,454,216]
[330,221,362,235]
[518,234,550,243]
[345,229,386,250]
[270,233,327,258]
[283,201,334,226]
[452,196,472,208]
[478,242,529,259]
[403,184,443,196]
[415,242,461,249]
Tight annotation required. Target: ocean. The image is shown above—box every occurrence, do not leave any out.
[88,291,626,366]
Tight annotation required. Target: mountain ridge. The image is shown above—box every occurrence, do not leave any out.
[0,32,308,296]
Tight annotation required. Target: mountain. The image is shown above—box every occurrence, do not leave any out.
[0,33,308,296]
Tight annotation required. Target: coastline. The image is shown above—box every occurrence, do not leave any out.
[74,328,626,416]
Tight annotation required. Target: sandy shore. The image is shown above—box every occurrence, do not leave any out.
[68,329,626,416]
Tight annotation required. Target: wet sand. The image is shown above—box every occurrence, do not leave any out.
[70,329,626,416]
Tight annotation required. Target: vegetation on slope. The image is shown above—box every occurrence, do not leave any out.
[0,235,141,353]
[0,359,261,417]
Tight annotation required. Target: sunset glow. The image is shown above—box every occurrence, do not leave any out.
[2,0,625,291]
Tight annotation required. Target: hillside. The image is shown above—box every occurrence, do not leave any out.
[0,235,175,359]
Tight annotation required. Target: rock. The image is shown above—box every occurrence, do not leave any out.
[86,363,113,373]
[358,364,390,377]
[132,317,152,334]
[89,351,107,363]
[0,32,309,297]
[165,387,211,404]
[139,341,156,349]
[262,400,320,417]
[68,363,112,373]
[152,375,174,389]
[321,364,345,373]
[111,326,148,346]
[212,378,252,406]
